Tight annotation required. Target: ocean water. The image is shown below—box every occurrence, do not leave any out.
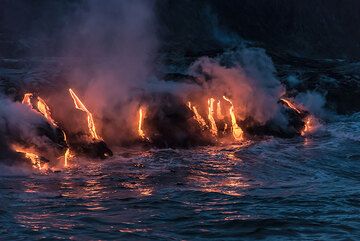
[0,114,359,240]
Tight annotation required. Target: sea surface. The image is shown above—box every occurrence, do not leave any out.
[0,114,359,240]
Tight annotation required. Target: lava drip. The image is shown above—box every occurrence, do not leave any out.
[222,96,244,141]
[11,93,69,170]
[207,98,218,137]
[68,88,113,159]
[280,98,319,136]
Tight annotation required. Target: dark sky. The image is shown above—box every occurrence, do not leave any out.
[1,0,360,59]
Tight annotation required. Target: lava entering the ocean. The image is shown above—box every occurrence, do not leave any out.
[280,97,319,136]
[12,145,48,170]
[207,98,218,136]
[37,97,57,127]
[9,89,319,171]
[222,96,244,141]
[69,88,101,141]
[138,107,147,140]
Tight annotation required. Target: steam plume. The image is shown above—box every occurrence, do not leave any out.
[189,48,286,124]
[47,0,158,145]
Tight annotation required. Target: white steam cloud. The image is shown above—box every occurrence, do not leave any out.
[189,48,286,124]
[295,91,326,117]
[48,0,158,145]
[0,95,56,162]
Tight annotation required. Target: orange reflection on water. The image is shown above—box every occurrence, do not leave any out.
[15,180,76,232]
[59,165,108,212]
[188,161,250,197]
[193,176,250,197]
[23,181,41,193]
[303,137,314,146]
[122,181,153,197]
[82,179,108,211]
[15,211,76,232]
[185,147,251,196]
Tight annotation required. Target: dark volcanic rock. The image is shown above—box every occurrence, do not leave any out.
[71,141,113,159]
[141,93,214,148]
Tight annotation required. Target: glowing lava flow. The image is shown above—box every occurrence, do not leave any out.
[188,101,208,129]
[61,130,72,167]
[22,93,57,127]
[222,96,244,141]
[37,97,57,126]
[301,115,318,136]
[187,101,192,110]
[69,88,101,141]
[138,107,146,139]
[207,98,218,136]
[217,100,224,120]
[193,106,208,129]
[20,93,71,168]
[280,98,302,114]
[64,148,71,167]
[12,145,45,170]
[281,98,319,136]
[36,97,71,167]
[22,93,33,106]
[24,152,42,169]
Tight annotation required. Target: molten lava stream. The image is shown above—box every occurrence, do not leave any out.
[69,88,101,141]
[64,148,71,167]
[37,97,57,127]
[138,107,147,140]
[22,93,33,106]
[280,98,302,114]
[12,145,45,170]
[207,98,218,136]
[281,98,319,136]
[37,97,72,167]
[21,93,57,127]
[21,93,70,169]
[301,115,318,136]
[216,100,224,120]
[217,100,228,135]
[188,101,208,130]
[222,96,244,141]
